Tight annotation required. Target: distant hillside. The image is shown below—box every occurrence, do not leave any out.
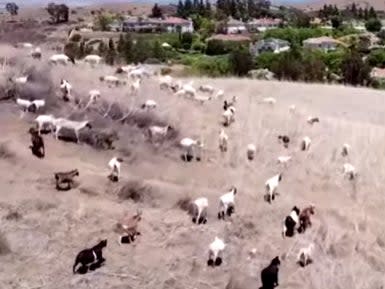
[292,0,385,11]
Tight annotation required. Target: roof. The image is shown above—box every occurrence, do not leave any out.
[303,36,342,45]
[207,34,251,42]
[370,67,385,79]
[227,17,245,26]
[248,18,282,25]
[163,17,191,25]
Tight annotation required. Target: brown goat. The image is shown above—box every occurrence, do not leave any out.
[54,169,79,191]
[29,127,45,158]
[298,205,315,234]
[116,209,142,244]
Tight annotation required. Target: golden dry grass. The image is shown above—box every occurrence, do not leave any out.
[1,44,385,289]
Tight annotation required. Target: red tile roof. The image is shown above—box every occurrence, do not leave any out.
[163,17,191,25]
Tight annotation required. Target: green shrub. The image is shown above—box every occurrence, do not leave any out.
[191,41,206,52]
[366,18,382,33]
[366,49,385,68]
[229,48,254,76]
[206,39,227,55]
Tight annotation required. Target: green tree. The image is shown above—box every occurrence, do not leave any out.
[151,3,163,18]
[181,32,194,49]
[96,13,114,31]
[341,48,370,86]
[5,2,18,16]
[117,34,125,53]
[229,48,253,76]
[106,38,116,65]
[123,34,133,63]
[365,18,382,32]
[366,49,385,68]
[152,40,164,60]
[331,16,342,29]
[98,41,107,55]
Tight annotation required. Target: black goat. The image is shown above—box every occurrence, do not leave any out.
[29,128,45,158]
[260,256,280,289]
[73,239,107,274]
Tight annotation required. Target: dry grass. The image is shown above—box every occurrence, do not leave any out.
[2,44,385,289]
[0,143,15,159]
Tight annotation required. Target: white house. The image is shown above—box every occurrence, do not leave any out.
[247,18,282,32]
[250,38,290,55]
[226,17,247,34]
[303,36,343,52]
[163,17,194,33]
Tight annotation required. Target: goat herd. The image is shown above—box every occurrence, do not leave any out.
[7,43,359,289]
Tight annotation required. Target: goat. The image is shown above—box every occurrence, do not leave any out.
[247,144,256,160]
[130,78,141,95]
[17,42,33,49]
[277,156,292,165]
[108,157,123,182]
[181,83,196,98]
[260,256,280,289]
[29,127,45,158]
[115,65,137,74]
[298,205,315,234]
[30,47,42,60]
[35,114,56,135]
[208,237,225,267]
[49,54,75,65]
[180,137,203,161]
[53,118,92,143]
[193,94,212,104]
[99,75,125,86]
[260,97,276,105]
[84,54,102,65]
[278,135,290,148]
[159,75,173,90]
[297,244,314,267]
[191,197,208,224]
[343,163,357,180]
[59,79,72,101]
[223,96,237,111]
[215,89,225,99]
[265,173,282,203]
[301,136,311,151]
[282,206,300,238]
[198,84,215,94]
[342,143,350,157]
[148,125,173,142]
[141,99,157,110]
[307,116,319,125]
[16,98,45,116]
[11,75,29,84]
[116,209,142,244]
[289,105,296,113]
[223,106,236,127]
[219,129,228,152]
[218,186,237,220]
[54,169,79,191]
[73,239,107,274]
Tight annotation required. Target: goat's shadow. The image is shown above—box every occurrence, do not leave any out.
[180,154,201,162]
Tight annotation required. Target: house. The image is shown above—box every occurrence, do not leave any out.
[121,16,193,33]
[207,34,251,42]
[108,20,122,32]
[163,17,193,33]
[250,38,290,55]
[226,17,247,34]
[370,67,385,79]
[303,36,343,51]
[247,18,283,32]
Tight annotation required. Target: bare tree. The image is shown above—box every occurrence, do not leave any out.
[46,2,69,24]
[5,2,19,16]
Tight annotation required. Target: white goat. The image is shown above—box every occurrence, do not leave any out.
[342,143,350,157]
[208,237,226,267]
[148,125,173,141]
[34,114,56,135]
[180,137,203,161]
[141,99,157,110]
[260,97,276,105]
[159,75,173,90]
[181,83,196,98]
[191,197,208,224]
[53,118,92,143]
[301,136,312,151]
[215,89,224,99]
[60,79,72,101]
[223,107,236,127]
[108,157,123,182]
[218,129,228,152]
[343,163,357,180]
[130,78,141,95]
[247,144,256,160]
[265,173,282,203]
[198,85,215,94]
[298,243,314,267]
[100,75,125,86]
[277,156,292,165]
[193,94,212,104]
[49,54,75,65]
[16,98,45,116]
[17,42,33,49]
[12,75,29,84]
[84,54,102,65]
[218,186,237,219]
